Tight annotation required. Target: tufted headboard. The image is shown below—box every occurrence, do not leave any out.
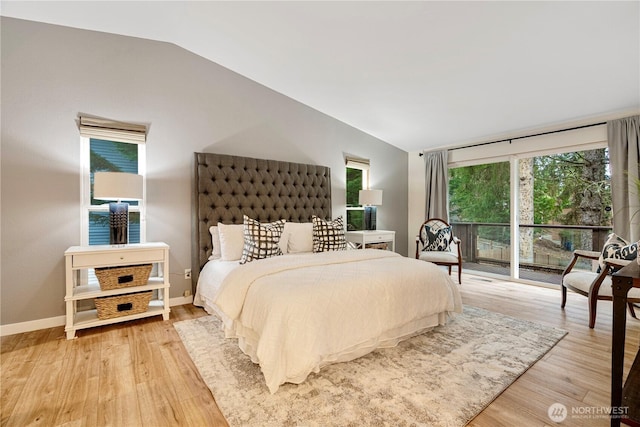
[191,152,332,289]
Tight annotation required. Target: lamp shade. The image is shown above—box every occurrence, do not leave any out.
[94,172,143,201]
[359,189,383,206]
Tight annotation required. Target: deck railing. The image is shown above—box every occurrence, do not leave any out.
[450,222,612,284]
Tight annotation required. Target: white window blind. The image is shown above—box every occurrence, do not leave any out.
[79,116,147,144]
[345,157,370,170]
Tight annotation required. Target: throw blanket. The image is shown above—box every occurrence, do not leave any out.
[211,249,462,393]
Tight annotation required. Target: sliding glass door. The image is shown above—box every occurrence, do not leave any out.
[449,161,512,278]
[517,149,611,284]
[449,148,611,285]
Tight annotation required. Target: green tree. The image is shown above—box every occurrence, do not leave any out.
[449,150,610,246]
[346,167,364,230]
[449,162,510,223]
[534,151,610,226]
[346,167,363,207]
[533,154,574,224]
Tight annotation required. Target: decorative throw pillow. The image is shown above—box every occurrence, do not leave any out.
[420,223,452,252]
[312,216,346,252]
[218,223,245,261]
[599,232,638,271]
[277,232,289,255]
[283,222,314,253]
[208,226,222,260]
[239,216,286,264]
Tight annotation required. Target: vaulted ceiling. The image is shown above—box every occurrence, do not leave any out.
[2,1,639,152]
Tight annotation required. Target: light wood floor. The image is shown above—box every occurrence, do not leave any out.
[2,273,639,426]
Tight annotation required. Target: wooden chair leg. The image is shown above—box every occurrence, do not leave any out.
[561,285,567,308]
[588,293,598,329]
[448,266,452,275]
[457,265,462,285]
[628,302,638,319]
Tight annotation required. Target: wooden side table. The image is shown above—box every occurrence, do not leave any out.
[345,230,396,252]
[64,242,171,339]
[611,261,640,427]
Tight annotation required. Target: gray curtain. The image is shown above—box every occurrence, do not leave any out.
[424,150,449,220]
[608,115,640,242]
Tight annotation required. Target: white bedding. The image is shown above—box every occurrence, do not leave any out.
[194,249,462,393]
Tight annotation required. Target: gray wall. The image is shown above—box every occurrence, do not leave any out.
[1,18,409,326]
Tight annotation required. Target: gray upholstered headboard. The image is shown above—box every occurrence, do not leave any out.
[191,152,332,290]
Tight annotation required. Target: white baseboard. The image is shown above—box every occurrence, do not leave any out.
[0,295,195,337]
[169,295,194,306]
[0,315,66,337]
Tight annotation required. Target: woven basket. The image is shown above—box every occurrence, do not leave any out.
[94,291,152,320]
[95,264,152,290]
[366,242,389,250]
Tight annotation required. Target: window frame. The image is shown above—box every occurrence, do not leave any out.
[80,137,146,246]
[448,140,609,283]
[346,158,370,231]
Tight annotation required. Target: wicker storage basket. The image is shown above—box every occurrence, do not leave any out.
[365,242,389,250]
[94,291,153,320]
[95,264,152,290]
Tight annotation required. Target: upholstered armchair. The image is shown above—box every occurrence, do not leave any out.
[415,218,462,284]
[562,246,640,328]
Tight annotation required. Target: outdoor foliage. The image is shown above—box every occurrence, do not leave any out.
[449,162,510,224]
[534,150,610,226]
[346,167,364,230]
[449,149,611,227]
[346,167,363,207]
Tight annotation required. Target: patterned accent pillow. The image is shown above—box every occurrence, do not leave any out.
[312,216,346,252]
[239,216,286,264]
[420,223,452,252]
[599,233,638,271]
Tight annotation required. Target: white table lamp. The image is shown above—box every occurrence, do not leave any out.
[94,172,143,245]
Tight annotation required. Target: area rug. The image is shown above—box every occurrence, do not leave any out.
[174,305,566,427]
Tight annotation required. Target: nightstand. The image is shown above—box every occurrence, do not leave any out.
[345,230,395,252]
[64,242,170,339]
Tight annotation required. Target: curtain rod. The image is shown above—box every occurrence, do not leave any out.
[419,121,606,156]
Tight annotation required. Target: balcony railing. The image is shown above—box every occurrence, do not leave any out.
[451,222,612,285]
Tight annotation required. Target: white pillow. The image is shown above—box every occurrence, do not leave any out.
[278,232,289,254]
[218,223,245,261]
[208,226,221,260]
[283,222,314,253]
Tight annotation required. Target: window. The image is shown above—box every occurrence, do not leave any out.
[345,158,369,231]
[448,147,611,284]
[79,117,146,245]
[449,161,511,274]
[521,149,611,274]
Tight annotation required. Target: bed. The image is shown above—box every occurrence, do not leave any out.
[191,152,462,393]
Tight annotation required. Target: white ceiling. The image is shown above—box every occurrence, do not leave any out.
[2,1,639,152]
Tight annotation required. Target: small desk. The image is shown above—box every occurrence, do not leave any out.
[345,230,395,252]
[611,261,640,427]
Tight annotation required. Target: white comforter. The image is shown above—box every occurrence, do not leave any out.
[196,249,462,393]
